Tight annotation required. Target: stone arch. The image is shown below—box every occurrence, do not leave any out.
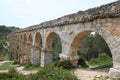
[31,32,42,65]
[46,32,57,48]
[71,30,92,56]
[46,32,62,51]
[27,33,33,64]
[28,33,33,43]
[45,32,62,64]
[35,32,42,50]
[70,30,112,65]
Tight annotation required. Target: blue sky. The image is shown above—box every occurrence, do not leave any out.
[0,0,117,28]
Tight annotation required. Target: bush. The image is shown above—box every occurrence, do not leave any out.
[88,53,113,68]
[0,67,25,80]
[27,66,78,80]
[52,60,75,69]
[24,64,40,70]
[78,57,88,68]
[0,66,78,80]
[13,61,20,65]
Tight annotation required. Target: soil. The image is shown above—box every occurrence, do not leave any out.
[74,68,109,80]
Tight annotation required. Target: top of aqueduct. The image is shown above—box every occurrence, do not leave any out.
[13,0,120,33]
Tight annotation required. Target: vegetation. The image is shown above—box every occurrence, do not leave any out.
[52,35,62,61]
[52,60,75,69]
[77,32,112,60]
[76,32,113,68]
[78,57,88,68]
[0,67,25,80]
[0,25,19,60]
[88,53,113,69]
[0,65,78,80]
[0,61,18,70]
[23,64,40,70]
[27,66,78,80]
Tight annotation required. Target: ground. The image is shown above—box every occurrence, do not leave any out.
[74,68,109,80]
[0,60,110,80]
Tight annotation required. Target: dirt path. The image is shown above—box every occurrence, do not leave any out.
[16,66,38,75]
[0,60,11,65]
[74,68,109,80]
[0,61,38,75]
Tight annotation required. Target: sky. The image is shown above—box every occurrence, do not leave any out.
[0,0,117,28]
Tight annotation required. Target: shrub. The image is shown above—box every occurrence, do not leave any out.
[88,53,113,68]
[24,64,40,70]
[78,57,88,68]
[52,60,75,69]
[0,67,26,80]
[27,66,78,80]
[13,61,20,65]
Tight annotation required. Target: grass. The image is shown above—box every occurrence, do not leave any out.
[2,61,14,65]
[0,65,15,70]
[0,65,78,80]
[88,53,113,69]
[23,64,41,71]
[0,61,19,70]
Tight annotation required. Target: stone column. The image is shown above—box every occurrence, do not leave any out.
[59,54,70,61]
[109,38,120,80]
[26,41,32,64]
[59,53,79,66]
[30,45,40,65]
[109,46,120,80]
[41,47,53,67]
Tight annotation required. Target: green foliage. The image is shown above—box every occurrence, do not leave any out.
[0,66,78,80]
[0,61,18,70]
[24,64,40,70]
[0,67,25,80]
[52,35,62,61]
[52,61,75,69]
[0,65,14,70]
[88,53,113,68]
[77,32,112,60]
[2,61,13,65]
[0,25,19,60]
[27,66,78,80]
[78,57,88,68]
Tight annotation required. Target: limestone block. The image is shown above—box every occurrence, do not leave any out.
[31,50,40,65]
[109,68,120,80]
[59,54,70,60]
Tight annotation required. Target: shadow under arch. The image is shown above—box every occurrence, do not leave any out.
[46,32,62,61]
[70,30,112,66]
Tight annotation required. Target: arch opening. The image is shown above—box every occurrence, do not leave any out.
[33,32,42,65]
[71,30,112,69]
[27,33,33,64]
[23,34,27,54]
[46,32,62,61]
[35,32,42,51]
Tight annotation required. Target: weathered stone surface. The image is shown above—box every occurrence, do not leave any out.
[31,50,40,65]
[109,68,120,80]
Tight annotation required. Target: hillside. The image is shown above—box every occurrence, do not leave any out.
[0,25,19,60]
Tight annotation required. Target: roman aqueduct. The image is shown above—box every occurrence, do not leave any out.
[9,1,120,80]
